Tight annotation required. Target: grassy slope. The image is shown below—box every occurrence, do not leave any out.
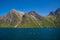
[55,15,60,27]
[18,15,56,28]
[0,14,59,28]
[41,15,56,27]
[18,15,41,28]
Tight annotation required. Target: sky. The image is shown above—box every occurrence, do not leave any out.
[0,0,60,16]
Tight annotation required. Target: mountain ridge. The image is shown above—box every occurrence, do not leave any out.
[0,8,60,28]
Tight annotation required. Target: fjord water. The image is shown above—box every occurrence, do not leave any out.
[0,28,60,40]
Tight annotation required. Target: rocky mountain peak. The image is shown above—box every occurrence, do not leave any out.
[49,11,55,16]
[55,8,60,12]
[10,9,25,14]
[10,9,18,14]
[55,8,60,15]
[30,10,36,13]
[28,10,37,15]
[28,10,43,20]
[9,9,25,17]
[49,8,60,16]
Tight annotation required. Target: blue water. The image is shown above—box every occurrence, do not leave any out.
[0,28,60,40]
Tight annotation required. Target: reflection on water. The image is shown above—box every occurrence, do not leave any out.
[0,28,60,40]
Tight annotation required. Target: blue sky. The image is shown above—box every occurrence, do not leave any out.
[0,0,60,16]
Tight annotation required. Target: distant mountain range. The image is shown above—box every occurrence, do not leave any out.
[0,8,60,28]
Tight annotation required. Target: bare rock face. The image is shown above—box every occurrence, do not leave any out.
[9,9,25,17]
[28,11,43,20]
[0,9,25,23]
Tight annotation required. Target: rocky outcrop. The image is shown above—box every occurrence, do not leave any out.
[28,11,43,20]
[0,9,25,23]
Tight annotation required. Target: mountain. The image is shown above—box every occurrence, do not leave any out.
[0,9,25,27]
[48,8,60,27]
[54,8,60,27]
[28,11,43,20]
[0,8,60,28]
